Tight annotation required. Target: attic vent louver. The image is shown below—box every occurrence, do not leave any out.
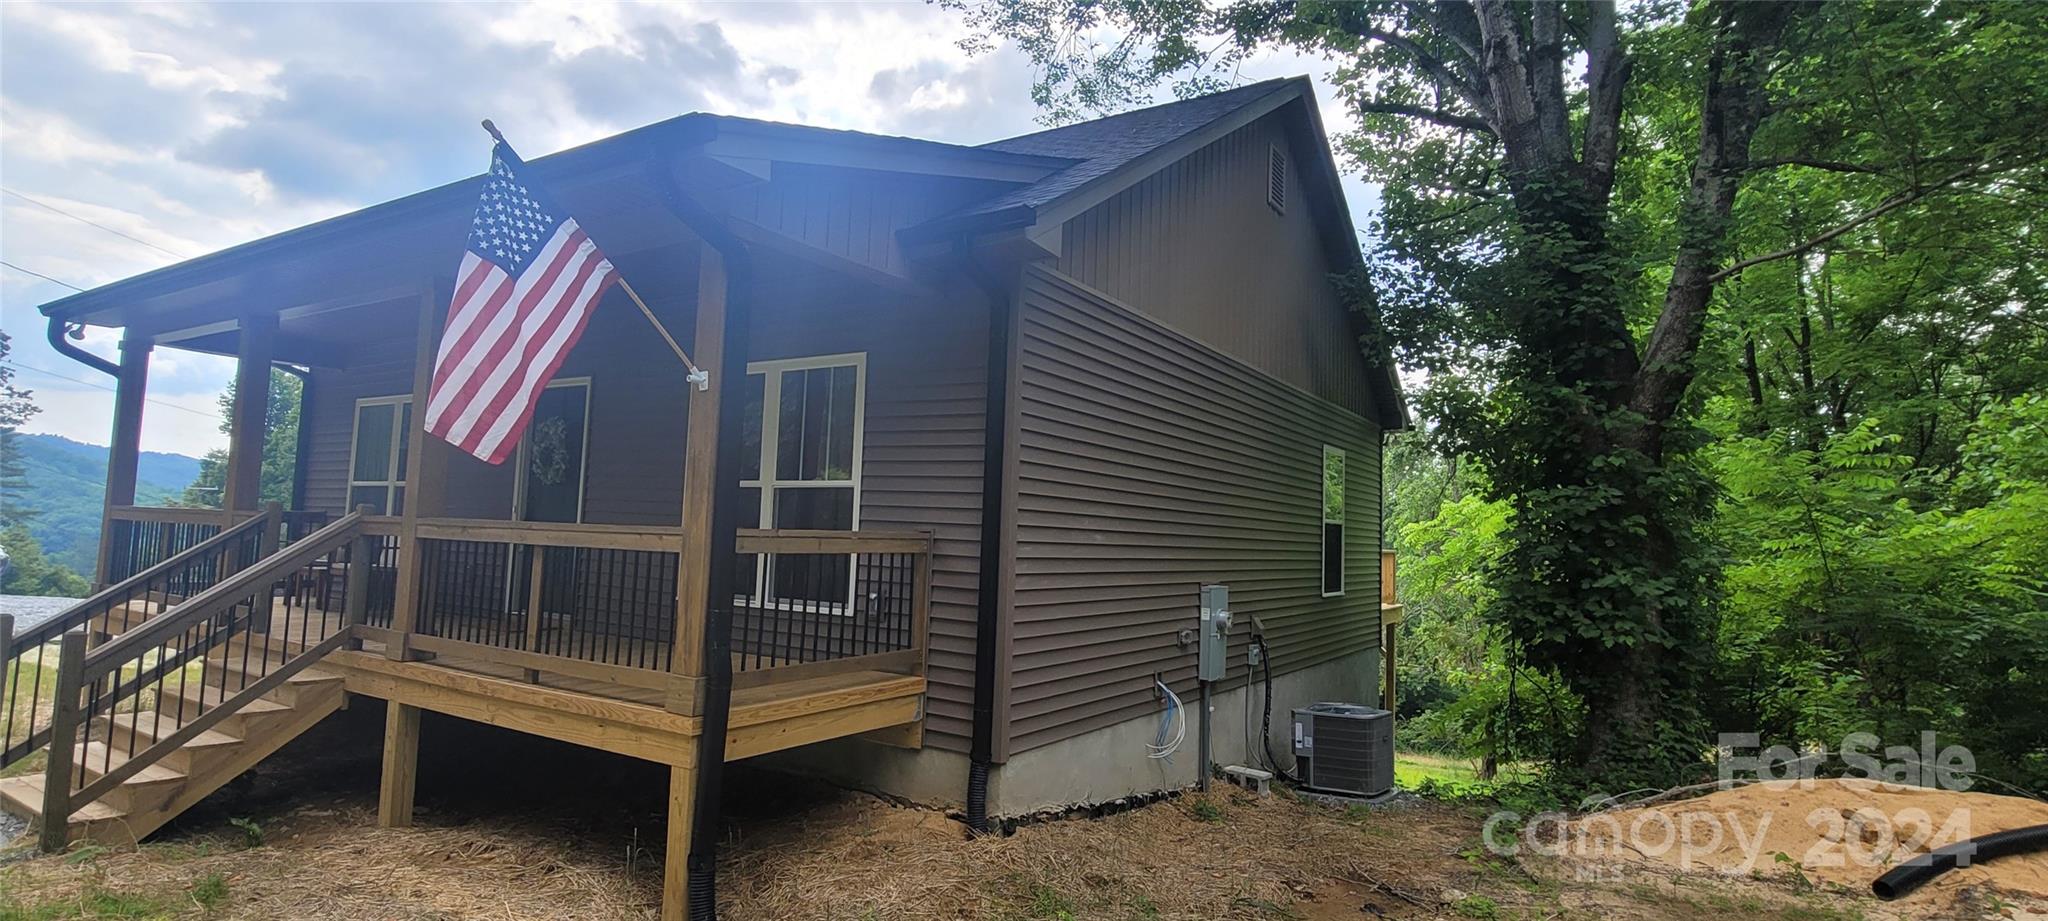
[1267,144,1287,214]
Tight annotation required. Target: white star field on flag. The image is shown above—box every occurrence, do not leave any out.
[465,154,561,276]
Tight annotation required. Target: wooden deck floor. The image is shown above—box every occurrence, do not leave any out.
[98,596,927,767]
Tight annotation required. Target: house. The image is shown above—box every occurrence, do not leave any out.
[10,76,1404,920]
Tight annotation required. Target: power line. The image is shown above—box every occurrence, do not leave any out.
[0,259,84,292]
[0,359,221,421]
[2,186,190,260]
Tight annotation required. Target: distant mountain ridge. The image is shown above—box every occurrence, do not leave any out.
[7,434,203,575]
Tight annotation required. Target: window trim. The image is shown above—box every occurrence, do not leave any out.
[346,395,412,516]
[1321,443,1346,599]
[739,353,868,613]
[510,376,594,525]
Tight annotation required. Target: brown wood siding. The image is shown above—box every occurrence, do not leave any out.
[747,274,991,751]
[726,166,1007,279]
[303,334,413,516]
[1054,113,1378,419]
[1005,265,1382,756]
[301,242,698,523]
[294,248,993,752]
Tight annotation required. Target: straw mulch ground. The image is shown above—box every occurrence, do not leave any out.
[0,703,1941,920]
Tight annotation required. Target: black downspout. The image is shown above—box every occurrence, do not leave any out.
[46,317,119,377]
[961,249,1013,835]
[650,156,751,920]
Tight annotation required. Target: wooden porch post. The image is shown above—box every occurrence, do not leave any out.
[378,284,447,828]
[661,245,725,919]
[386,284,450,659]
[222,313,277,515]
[668,245,727,710]
[94,335,151,586]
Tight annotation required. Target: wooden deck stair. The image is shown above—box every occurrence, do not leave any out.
[0,654,346,846]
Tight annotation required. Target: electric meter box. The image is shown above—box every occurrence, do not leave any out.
[1198,583,1231,681]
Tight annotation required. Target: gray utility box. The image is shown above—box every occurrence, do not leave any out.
[1197,584,1231,681]
[1291,702,1394,797]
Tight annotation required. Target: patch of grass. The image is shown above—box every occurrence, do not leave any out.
[1453,894,1500,919]
[1187,800,1224,823]
[0,886,180,920]
[189,872,229,911]
[1394,752,1538,795]
[1025,884,1077,920]
[60,845,108,867]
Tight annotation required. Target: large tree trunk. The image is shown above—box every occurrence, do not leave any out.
[1466,0,1798,782]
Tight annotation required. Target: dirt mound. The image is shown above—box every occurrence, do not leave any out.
[1566,778,2048,917]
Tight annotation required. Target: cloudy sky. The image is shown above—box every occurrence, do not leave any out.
[0,1,1375,458]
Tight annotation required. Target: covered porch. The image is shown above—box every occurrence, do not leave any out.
[33,125,1013,919]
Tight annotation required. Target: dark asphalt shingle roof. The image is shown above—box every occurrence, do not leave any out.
[958,78,1299,219]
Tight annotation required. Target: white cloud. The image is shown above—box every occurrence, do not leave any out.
[1,0,1382,459]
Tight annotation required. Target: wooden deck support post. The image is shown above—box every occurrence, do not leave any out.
[377,702,422,828]
[388,284,451,660]
[94,335,151,586]
[222,313,277,516]
[663,764,697,921]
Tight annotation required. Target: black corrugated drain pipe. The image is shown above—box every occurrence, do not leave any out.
[648,151,752,920]
[960,244,1012,835]
[1871,822,2048,900]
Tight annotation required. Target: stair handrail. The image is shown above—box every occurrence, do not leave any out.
[5,505,280,658]
[81,510,363,673]
[1,504,283,769]
[40,510,365,851]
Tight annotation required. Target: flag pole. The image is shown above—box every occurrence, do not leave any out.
[481,119,709,392]
[618,278,709,391]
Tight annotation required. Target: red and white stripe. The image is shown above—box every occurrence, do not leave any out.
[423,220,616,463]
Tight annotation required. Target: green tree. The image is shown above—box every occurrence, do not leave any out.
[1,523,91,598]
[1,331,39,524]
[180,370,301,509]
[953,0,2048,786]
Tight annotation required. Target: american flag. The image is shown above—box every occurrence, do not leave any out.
[423,140,617,464]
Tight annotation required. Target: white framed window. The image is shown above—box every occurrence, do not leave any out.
[737,353,866,612]
[347,396,412,515]
[1321,444,1345,598]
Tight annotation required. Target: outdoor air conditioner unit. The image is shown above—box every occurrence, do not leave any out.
[1291,702,1394,797]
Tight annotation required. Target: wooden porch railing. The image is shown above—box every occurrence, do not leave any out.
[348,520,932,693]
[99,505,338,585]
[357,519,687,694]
[731,528,932,688]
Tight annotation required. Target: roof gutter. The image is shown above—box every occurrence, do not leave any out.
[46,317,118,377]
[644,142,750,921]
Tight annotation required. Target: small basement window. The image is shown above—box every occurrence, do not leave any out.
[1321,444,1345,597]
[1267,144,1287,214]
